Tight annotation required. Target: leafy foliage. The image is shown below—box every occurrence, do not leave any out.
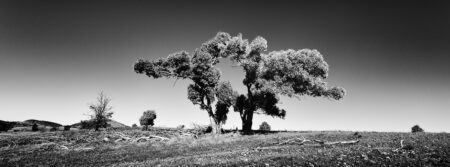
[212,32,346,132]
[259,121,271,131]
[135,32,345,133]
[88,91,113,131]
[140,110,157,130]
[134,33,240,134]
[411,125,424,133]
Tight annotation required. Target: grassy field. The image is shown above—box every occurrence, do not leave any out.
[1,128,449,166]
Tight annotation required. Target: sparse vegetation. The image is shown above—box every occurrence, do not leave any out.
[78,120,96,129]
[140,110,157,130]
[412,125,424,133]
[259,121,271,132]
[88,91,114,131]
[1,130,449,166]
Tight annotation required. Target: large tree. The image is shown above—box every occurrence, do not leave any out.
[135,32,345,134]
[223,33,346,133]
[134,33,237,134]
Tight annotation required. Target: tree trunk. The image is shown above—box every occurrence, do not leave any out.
[242,110,254,134]
[210,116,222,134]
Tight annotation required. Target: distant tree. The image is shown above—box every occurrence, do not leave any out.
[411,125,424,133]
[32,123,38,132]
[140,110,157,130]
[259,121,271,131]
[132,124,138,128]
[88,91,114,131]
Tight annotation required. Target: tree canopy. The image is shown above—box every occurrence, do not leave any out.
[134,32,345,133]
[134,32,239,134]
[140,110,157,130]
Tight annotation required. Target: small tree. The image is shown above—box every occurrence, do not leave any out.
[259,121,271,131]
[140,110,157,130]
[132,124,138,128]
[411,125,424,133]
[31,123,38,132]
[88,91,114,131]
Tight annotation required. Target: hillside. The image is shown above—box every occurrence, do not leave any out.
[23,119,62,127]
[1,119,62,132]
[71,119,129,128]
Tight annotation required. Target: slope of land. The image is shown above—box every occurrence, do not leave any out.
[23,119,62,127]
[0,129,449,166]
[71,119,129,128]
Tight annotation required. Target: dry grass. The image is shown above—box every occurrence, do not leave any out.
[0,129,449,166]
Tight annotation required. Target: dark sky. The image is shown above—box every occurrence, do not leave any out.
[1,0,449,132]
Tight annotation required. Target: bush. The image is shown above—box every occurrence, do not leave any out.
[259,121,271,131]
[191,123,212,133]
[50,126,58,131]
[32,123,38,132]
[80,120,95,129]
[132,124,137,128]
[412,125,424,133]
[140,110,157,130]
[64,125,71,131]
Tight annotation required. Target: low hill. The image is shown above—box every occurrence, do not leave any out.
[23,119,62,127]
[107,120,129,128]
[71,119,129,128]
[0,120,40,132]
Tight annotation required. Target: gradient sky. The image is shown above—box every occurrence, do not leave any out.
[1,0,449,132]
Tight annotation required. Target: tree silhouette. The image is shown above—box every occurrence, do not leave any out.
[134,32,345,133]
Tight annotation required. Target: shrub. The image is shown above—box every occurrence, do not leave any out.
[132,124,138,128]
[50,126,58,131]
[192,123,212,134]
[64,125,71,131]
[259,121,271,131]
[140,110,157,130]
[32,123,38,132]
[80,120,95,129]
[412,125,424,133]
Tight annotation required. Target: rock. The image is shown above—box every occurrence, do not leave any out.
[103,137,110,142]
